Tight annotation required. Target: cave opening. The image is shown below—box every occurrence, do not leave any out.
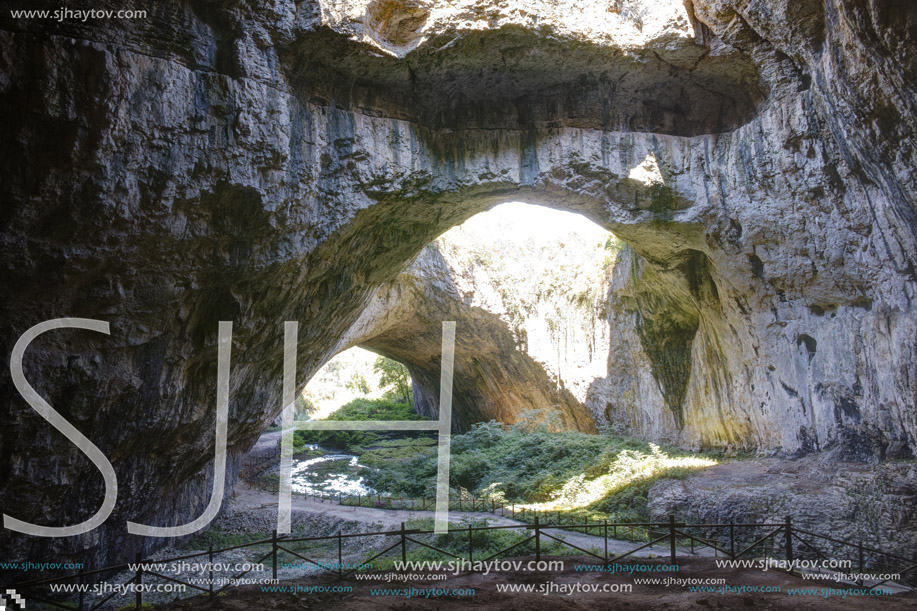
[301,201,619,432]
[277,200,719,509]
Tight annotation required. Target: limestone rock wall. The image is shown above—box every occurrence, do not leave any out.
[0,0,915,565]
[331,238,602,433]
[594,0,917,456]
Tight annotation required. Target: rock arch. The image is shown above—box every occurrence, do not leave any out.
[2,0,916,567]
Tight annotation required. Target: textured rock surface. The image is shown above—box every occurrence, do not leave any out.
[1,0,916,566]
[648,453,917,559]
[331,213,610,432]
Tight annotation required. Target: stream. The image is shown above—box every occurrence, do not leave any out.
[290,445,377,496]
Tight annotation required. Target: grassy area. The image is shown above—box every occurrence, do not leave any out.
[287,402,720,525]
[357,411,718,523]
[359,437,437,469]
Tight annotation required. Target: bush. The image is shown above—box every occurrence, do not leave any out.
[450,451,490,490]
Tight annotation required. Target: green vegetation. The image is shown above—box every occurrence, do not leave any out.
[354,409,717,523]
[345,372,371,395]
[373,356,413,406]
[282,398,718,527]
[294,397,429,452]
[300,347,381,418]
[315,396,423,421]
[359,436,437,469]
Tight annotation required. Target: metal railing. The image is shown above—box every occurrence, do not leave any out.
[6,514,914,610]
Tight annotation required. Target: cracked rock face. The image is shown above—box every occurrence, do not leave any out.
[1,0,916,566]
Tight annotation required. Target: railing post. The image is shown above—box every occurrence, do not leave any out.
[468,524,474,562]
[135,551,143,611]
[729,519,736,558]
[911,551,917,588]
[858,541,864,585]
[338,530,343,577]
[401,522,407,563]
[784,516,794,571]
[535,516,541,562]
[272,529,278,581]
[669,514,677,565]
[604,520,608,562]
[208,545,214,596]
[78,568,85,611]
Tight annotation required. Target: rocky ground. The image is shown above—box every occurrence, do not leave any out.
[648,451,917,562]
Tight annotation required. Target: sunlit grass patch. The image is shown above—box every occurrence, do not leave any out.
[516,444,717,512]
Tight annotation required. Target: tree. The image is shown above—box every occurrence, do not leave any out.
[345,372,371,395]
[373,356,413,406]
[294,395,317,419]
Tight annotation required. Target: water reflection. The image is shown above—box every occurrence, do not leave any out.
[290,447,376,496]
